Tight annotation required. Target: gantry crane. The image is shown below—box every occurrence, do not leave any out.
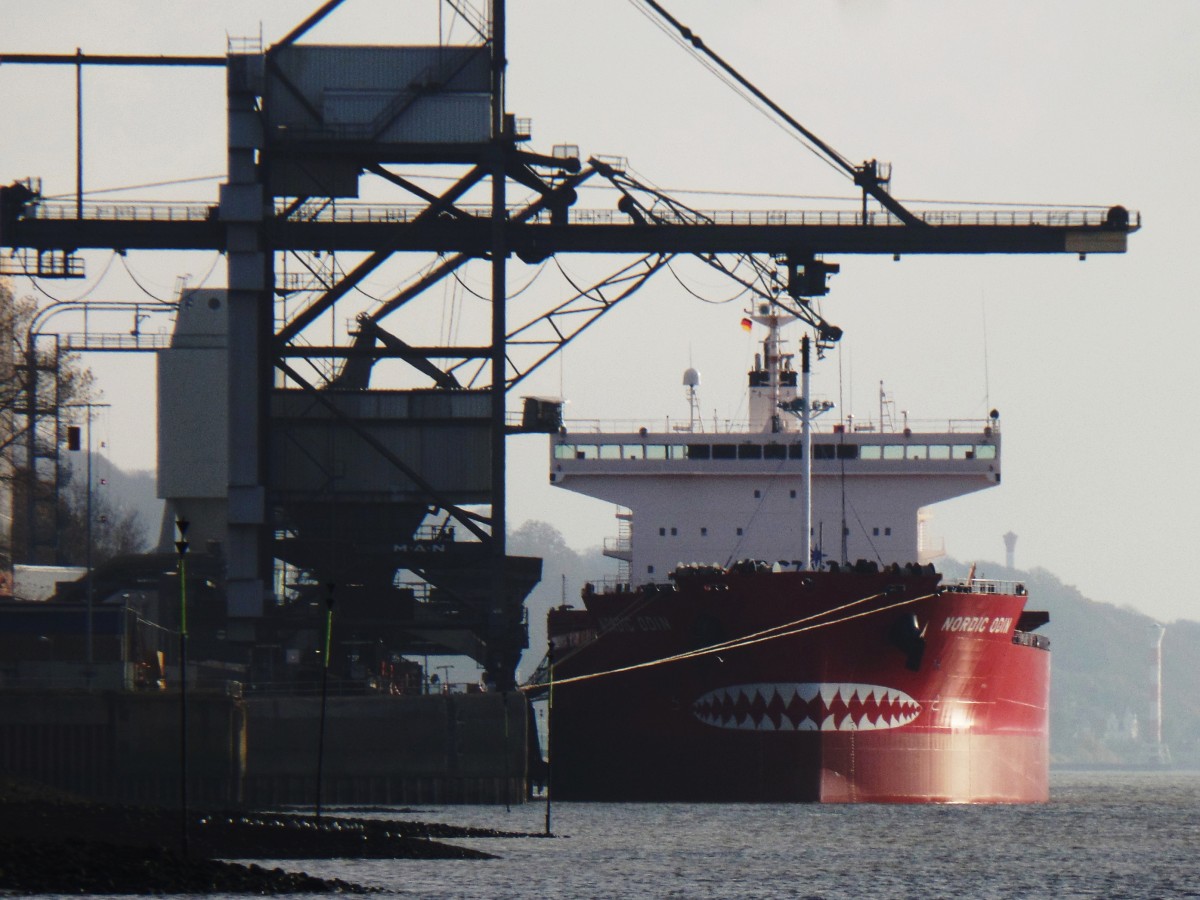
[0,0,1138,688]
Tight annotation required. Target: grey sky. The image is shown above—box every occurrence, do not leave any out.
[2,1,1197,621]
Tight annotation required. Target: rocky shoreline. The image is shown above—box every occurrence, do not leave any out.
[0,838,374,895]
[0,779,539,894]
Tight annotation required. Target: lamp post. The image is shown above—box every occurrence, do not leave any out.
[174,517,189,859]
[64,400,109,687]
[437,664,452,693]
[545,641,553,837]
[84,402,92,685]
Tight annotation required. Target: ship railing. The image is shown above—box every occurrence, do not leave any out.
[241,678,488,697]
[1013,632,1051,650]
[559,416,998,437]
[942,578,1027,596]
[602,536,631,554]
[583,576,637,595]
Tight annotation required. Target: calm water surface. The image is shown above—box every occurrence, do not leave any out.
[308,771,1200,899]
[90,771,1200,899]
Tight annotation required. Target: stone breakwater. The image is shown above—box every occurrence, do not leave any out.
[0,778,541,894]
[0,838,373,895]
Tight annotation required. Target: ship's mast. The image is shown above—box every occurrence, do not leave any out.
[747,305,798,433]
[800,334,813,569]
[766,320,781,434]
[746,306,820,566]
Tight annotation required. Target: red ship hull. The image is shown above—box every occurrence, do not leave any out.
[546,566,1050,803]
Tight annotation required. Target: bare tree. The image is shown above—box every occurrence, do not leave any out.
[0,279,144,565]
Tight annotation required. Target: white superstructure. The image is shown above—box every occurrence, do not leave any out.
[549,312,1000,585]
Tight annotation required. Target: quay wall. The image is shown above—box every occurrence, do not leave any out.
[243,691,529,806]
[0,690,244,805]
[0,690,530,806]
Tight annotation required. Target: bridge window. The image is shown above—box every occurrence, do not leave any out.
[860,445,882,460]
[764,444,787,460]
[952,445,975,460]
[686,444,711,459]
[907,445,928,460]
[928,445,951,460]
[712,445,737,460]
[599,444,622,460]
[883,445,904,460]
[574,444,599,459]
[738,444,763,460]
[836,444,858,460]
[975,444,997,460]
[789,444,804,459]
[554,443,575,460]
[814,444,835,460]
[644,445,667,460]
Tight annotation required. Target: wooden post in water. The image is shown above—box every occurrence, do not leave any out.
[503,690,511,813]
[315,583,334,824]
[545,642,553,837]
[174,518,190,859]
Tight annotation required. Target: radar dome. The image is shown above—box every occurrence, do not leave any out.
[683,368,701,387]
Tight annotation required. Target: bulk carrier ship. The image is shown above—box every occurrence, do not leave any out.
[539,307,1050,803]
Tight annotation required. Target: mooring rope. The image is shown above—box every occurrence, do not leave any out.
[524,588,939,692]
[543,586,664,672]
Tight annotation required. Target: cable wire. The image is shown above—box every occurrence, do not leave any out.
[43,173,224,200]
[527,587,937,691]
[665,259,748,305]
[626,0,848,180]
[119,254,173,303]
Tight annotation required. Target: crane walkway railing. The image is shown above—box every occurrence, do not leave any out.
[28,200,215,222]
[24,199,1138,230]
[59,332,173,352]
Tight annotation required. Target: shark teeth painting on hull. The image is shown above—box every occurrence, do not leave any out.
[692,683,922,732]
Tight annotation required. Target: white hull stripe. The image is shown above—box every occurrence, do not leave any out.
[693,682,921,732]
